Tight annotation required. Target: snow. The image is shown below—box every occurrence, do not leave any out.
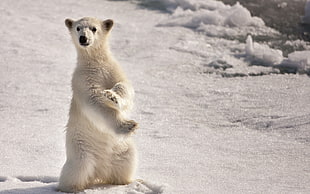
[278,50,310,74]
[1,0,310,193]
[245,35,283,66]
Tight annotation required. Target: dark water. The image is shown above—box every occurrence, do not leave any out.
[221,0,310,55]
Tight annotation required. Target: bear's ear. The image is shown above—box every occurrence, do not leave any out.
[102,19,114,31]
[65,18,74,29]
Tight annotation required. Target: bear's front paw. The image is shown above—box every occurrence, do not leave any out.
[119,120,139,134]
[103,90,119,105]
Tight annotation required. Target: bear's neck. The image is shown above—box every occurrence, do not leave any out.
[76,41,114,67]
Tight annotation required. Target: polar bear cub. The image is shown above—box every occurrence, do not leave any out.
[58,17,138,192]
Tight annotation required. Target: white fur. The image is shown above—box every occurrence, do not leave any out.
[58,17,137,192]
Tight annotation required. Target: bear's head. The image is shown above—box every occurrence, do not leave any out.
[65,17,113,49]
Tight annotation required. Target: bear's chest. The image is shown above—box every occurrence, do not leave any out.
[80,66,117,89]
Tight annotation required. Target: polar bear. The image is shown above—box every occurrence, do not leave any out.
[58,17,138,192]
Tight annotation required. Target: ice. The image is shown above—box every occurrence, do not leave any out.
[277,2,288,9]
[158,0,276,38]
[284,39,310,51]
[245,35,283,66]
[157,0,227,12]
[302,0,310,24]
[278,50,310,74]
[245,35,255,55]
[224,3,253,27]
[288,50,310,63]
[245,35,310,74]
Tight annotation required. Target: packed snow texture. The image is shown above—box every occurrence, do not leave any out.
[1,0,310,193]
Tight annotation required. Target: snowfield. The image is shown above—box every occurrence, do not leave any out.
[0,0,310,193]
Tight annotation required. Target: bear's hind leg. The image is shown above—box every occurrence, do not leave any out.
[58,157,96,192]
[109,141,137,184]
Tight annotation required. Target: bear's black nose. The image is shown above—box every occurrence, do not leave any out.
[79,36,87,45]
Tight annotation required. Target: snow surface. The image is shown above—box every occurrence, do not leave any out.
[0,0,310,193]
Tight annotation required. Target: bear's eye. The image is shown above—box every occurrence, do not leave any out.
[76,27,80,31]
[91,27,97,33]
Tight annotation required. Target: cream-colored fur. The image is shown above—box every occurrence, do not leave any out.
[58,17,138,192]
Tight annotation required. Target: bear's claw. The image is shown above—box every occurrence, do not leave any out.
[103,90,118,104]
